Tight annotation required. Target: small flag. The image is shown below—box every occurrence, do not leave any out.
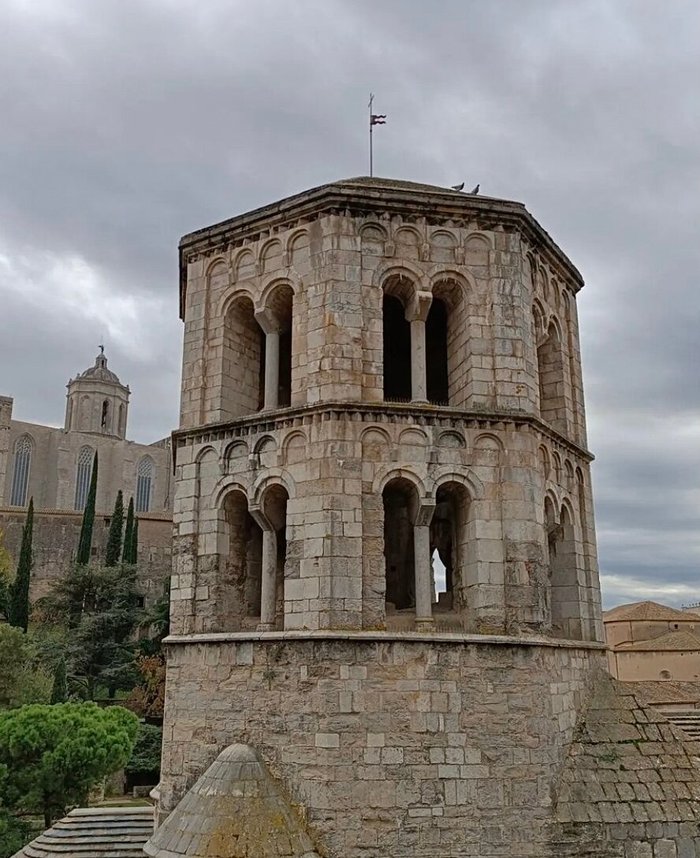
[371,114,387,126]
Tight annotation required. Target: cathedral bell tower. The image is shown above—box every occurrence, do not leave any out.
[64,347,130,439]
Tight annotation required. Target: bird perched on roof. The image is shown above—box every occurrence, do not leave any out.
[468,184,480,195]
[450,182,465,191]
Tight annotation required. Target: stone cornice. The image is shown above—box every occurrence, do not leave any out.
[178,177,584,318]
[171,401,593,467]
[164,628,606,651]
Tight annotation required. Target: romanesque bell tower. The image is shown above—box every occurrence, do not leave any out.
[150,179,619,857]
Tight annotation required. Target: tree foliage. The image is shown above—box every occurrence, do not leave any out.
[41,565,144,700]
[76,452,98,566]
[7,499,33,632]
[123,497,135,564]
[125,722,162,776]
[126,654,165,719]
[50,658,67,705]
[0,626,51,710]
[0,529,12,621]
[0,702,138,827]
[104,491,124,568]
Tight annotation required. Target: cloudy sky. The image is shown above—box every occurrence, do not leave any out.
[0,0,698,608]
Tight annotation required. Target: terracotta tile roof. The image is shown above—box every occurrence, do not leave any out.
[12,806,153,858]
[615,629,700,652]
[603,600,700,623]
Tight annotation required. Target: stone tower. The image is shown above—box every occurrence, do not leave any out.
[64,348,130,439]
[151,180,700,857]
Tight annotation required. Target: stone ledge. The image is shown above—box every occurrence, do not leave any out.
[164,629,606,650]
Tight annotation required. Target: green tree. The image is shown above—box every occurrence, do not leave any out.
[129,516,139,565]
[0,702,138,827]
[123,497,134,565]
[76,452,98,566]
[7,499,33,632]
[125,722,162,780]
[104,491,124,567]
[0,626,52,710]
[42,565,143,700]
[50,658,67,705]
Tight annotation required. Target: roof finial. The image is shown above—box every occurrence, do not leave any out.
[99,342,105,355]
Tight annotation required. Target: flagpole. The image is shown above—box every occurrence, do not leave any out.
[368,92,374,177]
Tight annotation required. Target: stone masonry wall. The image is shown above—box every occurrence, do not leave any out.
[0,507,172,606]
[160,634,604,858]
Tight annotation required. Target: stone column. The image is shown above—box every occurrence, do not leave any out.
[405,290,432,403]
[250,505,277,631]
[254,308,280,411]
[413,501,436,631]
[259,528,278,631]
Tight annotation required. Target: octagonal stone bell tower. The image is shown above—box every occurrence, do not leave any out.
[154,179,616,857]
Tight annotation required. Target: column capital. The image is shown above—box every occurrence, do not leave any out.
[249,505,274,531]
[405,290,432,323]
[254,308,281,335]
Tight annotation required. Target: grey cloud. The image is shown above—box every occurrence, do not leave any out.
[0,0,698,606]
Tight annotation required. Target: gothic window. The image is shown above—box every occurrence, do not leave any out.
[74,446,94,511]
[101,399,110,431]
[136,456,154,513]
[10,435,32,507]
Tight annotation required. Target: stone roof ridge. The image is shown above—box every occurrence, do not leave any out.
[616,628,700,652]
[143,742,321,857]
[604,599,700,623]
[552,669,700,832]
[12,806,154,857]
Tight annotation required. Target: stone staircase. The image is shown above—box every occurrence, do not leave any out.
[661,709,700,740]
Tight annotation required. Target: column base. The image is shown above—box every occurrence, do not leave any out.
[415,617,435,632]
[256,622,276,632]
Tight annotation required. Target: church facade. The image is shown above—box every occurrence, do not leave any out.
[0,351,172,603]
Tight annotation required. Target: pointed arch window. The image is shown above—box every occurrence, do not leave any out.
[136,456,154,513]
[74,445,94,510]
[10,435,33,507]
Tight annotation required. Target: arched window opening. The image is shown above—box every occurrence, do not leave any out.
[383,478,417,611]
[101,399,110,431]
[222,296,265,417]
[261,483,289,629]
[136,456,154,513]
[549,504,581,640]
[537,322,567,433]
[430,481,470,614]
[10,435,32,507]
[426,298,449,404]
[383,295,411,401]
[265,283,294,408]
[224,490,263,627]
[74,446,94,510]
[118,403,125,436]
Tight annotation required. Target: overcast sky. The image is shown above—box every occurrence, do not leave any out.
[0,0,698,609]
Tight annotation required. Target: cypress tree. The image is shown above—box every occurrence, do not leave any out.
[123,497,134,565]
[105,490,124,567]
[50,657,68,704]
[128,517,139,565]
[76,452,98,566]
[8,497,34,632]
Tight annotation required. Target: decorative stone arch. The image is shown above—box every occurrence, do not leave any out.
[428,468,484,502]
[437,430,466,450]
[429,229,458,264]
[360,425,393,463]
[252,434,278,456]
[393,224,423,260]
[219,290,265,417]
[373,466,429,501]
[255,276,297,410]
[464,231,492,267]
[251,469,296,507]
[473,432,504,467]
[205,255,229,282]
[564,458,575,489]
[280,429,307,465]
[373,259,426,292]
[258,238,284,274]
[428,268,472,305]
[221,440,249,473]
[213,477,252,511]
[232,247,256,282]
[285,227,310,257]
[552,451,562,484]
[359,222,388,257]
[539,444,551,481]
[218,286,259,321]
[538,313,567,437]
[550,497,582,640]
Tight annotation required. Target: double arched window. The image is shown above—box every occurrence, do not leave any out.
[74,446,94,510]
[10,435,33,507]
[136,456,154,513]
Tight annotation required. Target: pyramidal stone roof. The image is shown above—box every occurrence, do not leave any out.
[616,629,700,652]
[551,671,700,850]
[603,600,700,623]
[143,743,321,858]
[12,806,153,858]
